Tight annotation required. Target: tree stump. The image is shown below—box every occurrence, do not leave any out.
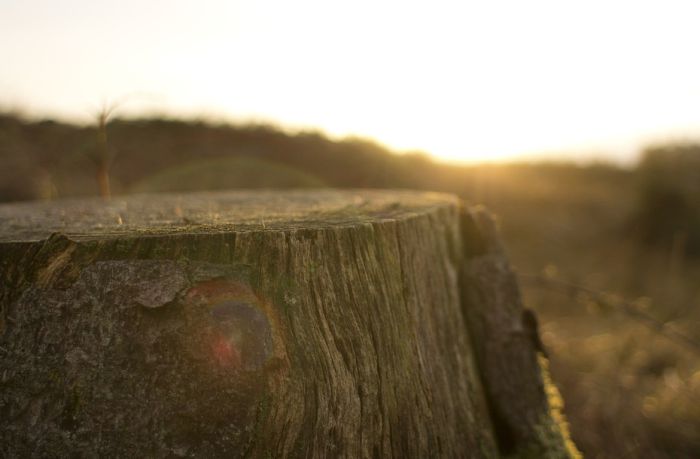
[0,190,576,458]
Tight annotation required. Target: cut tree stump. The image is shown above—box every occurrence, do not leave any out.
[0,190,577,458]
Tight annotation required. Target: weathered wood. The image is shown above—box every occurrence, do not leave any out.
[0,190,574,457]
[460,206,579,457]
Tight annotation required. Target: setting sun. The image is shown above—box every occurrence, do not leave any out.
[3,0,700,163]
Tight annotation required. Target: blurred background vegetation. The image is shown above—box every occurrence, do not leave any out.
[1,112,700,458]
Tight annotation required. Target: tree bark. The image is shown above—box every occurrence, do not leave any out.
[0,190,575,458]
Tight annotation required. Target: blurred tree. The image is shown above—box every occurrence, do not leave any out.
[633,144,700,255]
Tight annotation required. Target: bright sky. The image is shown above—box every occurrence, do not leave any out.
[2,0,700,164]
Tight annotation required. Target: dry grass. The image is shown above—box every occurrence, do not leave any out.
[478,169,700,459]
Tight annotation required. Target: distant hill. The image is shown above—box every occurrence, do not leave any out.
[0,113,631,205]
[0,114,446,201]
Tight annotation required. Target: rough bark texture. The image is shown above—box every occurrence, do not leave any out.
[0,190,574,458]
[459,206,578,458]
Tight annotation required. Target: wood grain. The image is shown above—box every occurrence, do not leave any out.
[0,190,572,458]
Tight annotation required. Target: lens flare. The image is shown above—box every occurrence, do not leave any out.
[185,279,275,371]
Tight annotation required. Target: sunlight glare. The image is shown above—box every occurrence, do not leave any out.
[2,0,700,163]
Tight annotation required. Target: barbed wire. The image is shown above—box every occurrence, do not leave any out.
[518,272,700,356]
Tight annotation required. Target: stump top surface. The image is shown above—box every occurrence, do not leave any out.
[0,189,458,242]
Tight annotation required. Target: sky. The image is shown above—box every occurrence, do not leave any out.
[2,0,700,164]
